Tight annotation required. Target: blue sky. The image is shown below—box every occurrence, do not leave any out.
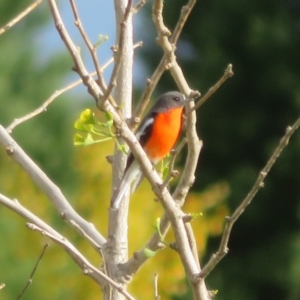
[35,0,148,97]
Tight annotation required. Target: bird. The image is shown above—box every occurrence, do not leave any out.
[111,91,190,209]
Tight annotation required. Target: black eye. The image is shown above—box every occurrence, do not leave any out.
[173,96,180,101]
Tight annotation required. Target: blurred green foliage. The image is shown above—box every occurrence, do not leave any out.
[0,1,77,189]
[140,0,300,299]
[2,0,300,299]
[0,1,84,299]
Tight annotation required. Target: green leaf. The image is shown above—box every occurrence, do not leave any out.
[105,111,113,122]
[155,218,165,241]
[73,108,115,147]
[74,109,95,131]
[191,212,203,219]
[84,133,95,145]
[80,109,95,124]
[73,133,85,146]
[107,119,114,128]
[94,34,109,48]
[74,120,87,131]
[143,248,157,258]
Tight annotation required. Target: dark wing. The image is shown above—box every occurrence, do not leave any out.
[124,112,156,172]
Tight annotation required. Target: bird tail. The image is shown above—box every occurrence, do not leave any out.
[111,161,142,209]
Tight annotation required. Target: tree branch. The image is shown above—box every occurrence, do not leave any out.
[132,0,197,128]
[47,0,104,104]
[188,64,234,115]
[132,0,148,14]
[150,1,209,299]
[28,223,136,300]
[160,138,187,189]
[119,1,205,292]
[68,0,117,108]
[104,1,134,299]
[46,1,207,298]
[0,193,135,299]
[6,75,93,133]
[198,116,300,279]
[0,126,106,248]
[100,0,133,107]
[16,244,49,300]
[5,41,142,133]
[0,0,43,36]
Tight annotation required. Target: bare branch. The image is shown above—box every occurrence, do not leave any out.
[104,2,135,300]
[70,220,102,252]
[46,2,205,298]
[0,0,43,36]
[132,0,197,128]
[28,223,136,300]
[184,222,200,269]
[161,138,187,189]
[198,116,300,279]
[16,244,49,300]
[100,0,133,107]
[188,64,234,115]
[131,59,166,129]
[151,0,201,203]
[170,0,196,44]
[47,0,104,105]
[132,0,148,14]
[149,1,210,299]
[6,77,86,133]
[122,140,203,278]
[5,41,141,133]
[69,0,102,82]
[0,126,106,247]
[68,0,118,108]
[0,193,64,236]
[0,193,135,300]
[153,273,160,300]
[121,2,205,292]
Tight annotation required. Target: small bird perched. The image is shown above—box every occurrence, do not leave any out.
[111,91,190,209]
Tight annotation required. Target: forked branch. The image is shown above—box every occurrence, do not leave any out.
[198,116,300,279]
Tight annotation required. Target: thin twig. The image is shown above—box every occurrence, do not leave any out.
[69,220,102,252]
[121,0,204,290]
[198,116,300,279]
[153,273,160,300]
[132,0,148,14]
[68,0,118,108]
[27,223,136,300]
[0,194,121,295]
[0,127,106,247]
[151,1,209,299]
[47,0,104,104]
[47,1,203,297]
[188,64,234,115]
[0,0,43,36]
[131,59,166,129]
[161,138,187,189]
[100,0,133,107]
[6,42,142,133]
[170,0,196,44]
[184,222,200,269]
[16,244,49,300]
[6,77,85,133]
[132,0,197,128]
[0,283,5,290]
[69,0,102,82]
